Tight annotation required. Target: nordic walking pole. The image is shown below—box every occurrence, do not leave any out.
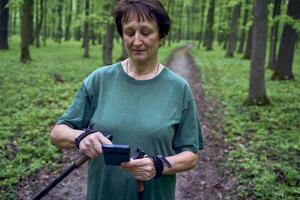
[33,154,89,200]
[33,134,112,200]
[133,148,146,200]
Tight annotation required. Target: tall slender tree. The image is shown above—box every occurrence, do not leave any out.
[243,25,253,59]
[56,0,64,43]
[0,0,9,49]
[237,0,250,54]
[20,0,34,62]
[197,0,206,48]
[35,0,44,47]
[268,0,281,69]
[83,0,90,58]
[74,0,82,41]
[65,0,73,41]
[42,0,47,46]
[271,0,300,80]
[225,1,242,57]
[102,0,117,65]
[203,0,216,50]
[244,0,270,105]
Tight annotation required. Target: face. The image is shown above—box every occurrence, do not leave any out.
[122,16,161,64]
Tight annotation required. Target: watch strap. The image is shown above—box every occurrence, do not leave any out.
[75,128,98,149]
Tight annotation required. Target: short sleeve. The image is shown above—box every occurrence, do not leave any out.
[172,87,204,154]
[56,82,93,130]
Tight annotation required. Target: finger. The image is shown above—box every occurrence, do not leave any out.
[97,133,112,144]
[121,159,137,168]
[81,138,99,157]
[91,138,102,154]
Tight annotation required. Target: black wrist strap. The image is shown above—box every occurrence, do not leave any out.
[75,128,98,149]
[150,155,172,178]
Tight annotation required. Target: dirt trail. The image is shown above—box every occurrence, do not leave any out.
[167,46,237,200]
[15,46,236,200]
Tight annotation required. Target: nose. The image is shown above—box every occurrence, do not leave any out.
[133,33,142,46]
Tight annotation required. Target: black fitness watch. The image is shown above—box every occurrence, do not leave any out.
[74,128,98,149]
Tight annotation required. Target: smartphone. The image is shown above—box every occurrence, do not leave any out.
[102,144,130,166]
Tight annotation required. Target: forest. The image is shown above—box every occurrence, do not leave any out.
[0,0,299,199]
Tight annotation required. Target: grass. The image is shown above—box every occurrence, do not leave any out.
[192,44,300,199]
[0,37,182,199]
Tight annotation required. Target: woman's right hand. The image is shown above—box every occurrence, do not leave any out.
[79,132,112,158]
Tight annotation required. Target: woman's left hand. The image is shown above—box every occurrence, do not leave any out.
[121,157,156,181]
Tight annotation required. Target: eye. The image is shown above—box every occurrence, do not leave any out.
[124,29,135,37]
[141,29,152,36]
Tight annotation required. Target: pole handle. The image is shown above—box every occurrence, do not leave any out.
[74,154,89,168]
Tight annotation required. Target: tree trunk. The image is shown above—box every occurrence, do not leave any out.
[65,0,73,41]
[216,0,225,45]
[74,0,82,41]
[51,7,56,40]
[56,0,64,43]
[186,6,191,40]
[243,25,253,59]
[203,0,215,50]
[244,0,270,106]
[175,0,183,42]
[42,0,47,46]
[10,6,17,35]
[197,0,206,48]
[35,0,44,48]
[271,0,300,80]
[83,0,90,58]
[20,0,34,62]
[102,23,115,65]
[237,0,250,54]
[220,7,231,49]
[0,0,9,49]
[268,0,281,69]
[225,2,242,57]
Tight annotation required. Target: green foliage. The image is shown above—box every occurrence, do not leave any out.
[192,45,300,200]
[0,37,178,198]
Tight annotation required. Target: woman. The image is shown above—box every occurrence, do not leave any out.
[50,0,203,199]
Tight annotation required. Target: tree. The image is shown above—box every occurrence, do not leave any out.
[197,0,206,48]
[102,0,117,65]
[55,0,64,43]
[20,0,33,62]
[203,0,216,50]
[243,25,252,59]
[83,0,90,58]
[42,0,47,46]
[225,1,242,57]
[65,0,73,41]
[244,0,270,106]
[35,0,44,47]
[271,0,300,80]
[237,0,250,54]
[0,0,9,49]
[74,0,82,41]
[268,0,281,69]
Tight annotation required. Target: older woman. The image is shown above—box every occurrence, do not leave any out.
[50,0,203,199]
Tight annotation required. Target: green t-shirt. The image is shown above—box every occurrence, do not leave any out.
[57,63,204,200]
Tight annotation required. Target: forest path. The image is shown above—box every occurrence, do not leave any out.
[16,46,236,200]
[167,46,237,200]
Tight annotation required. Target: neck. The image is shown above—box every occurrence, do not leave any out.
[127,58,159,75]
[125,58,160,80]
